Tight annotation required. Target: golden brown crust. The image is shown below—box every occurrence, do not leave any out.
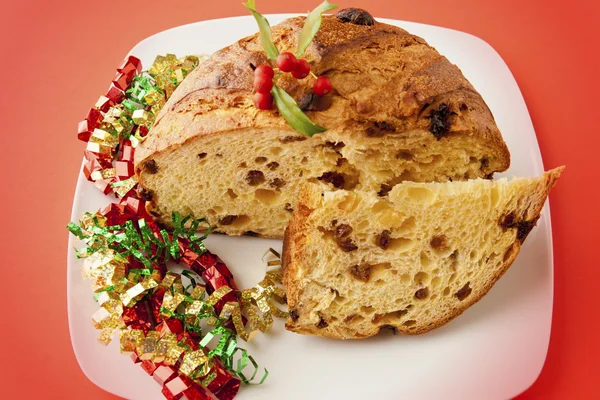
[135,14,510,174]
[284,167,564,338]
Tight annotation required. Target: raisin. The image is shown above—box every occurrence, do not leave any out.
[266,161,279,170]
[337,237,358,252]
[500,212,538,242]
[336,8,375,26]
[480,157,490,169]
[137,187,153,201]
[219,215,237,225]
[334,224,353,238]
[144,159,159,174]
[316,318,328,329]
[289,310,299,321]
[270,178,286,189]
[244,231,260,237]
[197,152,207,159]
[279,135,306,143]
[380,325,397,334]
[318,171,345,188]
[415,288,429,300]
[517,218,538,242]
[455,282,472,301]
[284,203,294,212]
[427,103,454,139]
[430,235,448,251]
[499,212,516,229]
[246,170,265,186]
[350,264,372,282]
[376,230,391,250]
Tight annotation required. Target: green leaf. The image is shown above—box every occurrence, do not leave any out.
[244,0,279,60]
[296,1,339,57]
[271,85,326,137]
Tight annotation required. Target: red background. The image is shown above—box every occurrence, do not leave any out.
[2,0,598,398]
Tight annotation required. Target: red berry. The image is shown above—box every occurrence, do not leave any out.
[253,92,273,110]
[292,59,311,80]
[313,76,332,96]
[254,65,274,79]
[276,52,297,72]
[253,74,273,94]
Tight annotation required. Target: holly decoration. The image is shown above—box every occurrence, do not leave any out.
[245,0,338,137]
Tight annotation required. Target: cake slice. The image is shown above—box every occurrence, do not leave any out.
[282,167,563,338]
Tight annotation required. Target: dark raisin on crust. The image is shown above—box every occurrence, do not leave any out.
[318,171,345,189]
[415,287,429,300]
[517,218,538,242]
[279,135,307,144]
[316,318,329,329]
[336,8,375,26]
[219,215,237,225]
[197,152,207,159]
[427,103,454,139]
[430,235,448,251]
[270,178,286,189]
[266,161,279,170]
[350,264,372,282]
[455,282,472,301]
[289,310,299,322]
[376,230,391,249]
[380,325,397,334]
[137,187,153,201]
[499,212,538,242]
[246,170,265,185]
[480,157,490,169]
[143,159,159,174]
[244,231,260,237]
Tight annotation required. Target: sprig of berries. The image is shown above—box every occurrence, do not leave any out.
[245,0,338,136]
[252,53,333,110]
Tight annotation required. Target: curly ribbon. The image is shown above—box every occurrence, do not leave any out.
[69,52,288,400]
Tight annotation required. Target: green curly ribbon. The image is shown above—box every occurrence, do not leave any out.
[69,210,269,384]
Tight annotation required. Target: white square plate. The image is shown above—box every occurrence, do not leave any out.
[68,15,553,400]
